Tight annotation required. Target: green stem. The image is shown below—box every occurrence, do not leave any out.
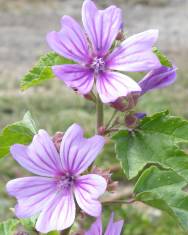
[106,110,118,129]
[96,94,104,134]
[103,199,136,205]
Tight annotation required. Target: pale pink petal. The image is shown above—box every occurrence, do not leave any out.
[85,217,102,235]
[52,64,94,95]
[96,71,141,103]
[82,0,122,56]
[74,174,107,217]
[6,177,57,218]
[36,192,75,233]
[47,16,90,63]
[104,213,124,235]
[10,130,62,177]
[106,30,161,72]
[60,124,105,175]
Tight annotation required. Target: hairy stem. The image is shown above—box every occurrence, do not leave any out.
[96,94,104,134]
[102,198,136,205]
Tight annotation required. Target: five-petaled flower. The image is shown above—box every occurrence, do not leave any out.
[6,124,107,233]
[47,0,161,103]
[85,212,124,235]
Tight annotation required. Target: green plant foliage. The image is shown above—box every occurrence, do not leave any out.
[153,47,172,67]
[0,112,37,158]
[134,166,188,230]
[47,231,59,235]
[20,216,37,232]
[112,111,188,180]
[0,219,19,235]
[20,52,73,90]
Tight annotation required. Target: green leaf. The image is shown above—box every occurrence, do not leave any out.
[0,111,37,158]
[47,231,59,235]
[153,47,172,67]
[20,216,37,231]
[134,166,188,230]
[20,52,74,90]
[22,111,38,134]
[112,111,188,180]
[0,219,19,235]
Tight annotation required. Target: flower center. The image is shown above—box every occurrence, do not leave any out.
[91,57,105,73]
[56,174,75,191]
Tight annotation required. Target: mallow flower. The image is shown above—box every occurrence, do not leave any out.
[47,0,161,103]
[6,124,107,233]
[85,212,124,235]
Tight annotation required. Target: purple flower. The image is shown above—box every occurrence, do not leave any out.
[85,212,124,235]
[47,0,160,103]
[6,124,107,233]
[139,65,177,94]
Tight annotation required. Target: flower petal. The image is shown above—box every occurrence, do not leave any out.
[74,174,107,217]
[10,130,62,177]
[82,0,122,56]
[36,192,75,233]
[53,64,94,95]
[6,177,57,218]
[47,16,90,63]
[60,124,105,175]
[104,212,124,235]
[96,71,141,103]
[85,217,102,235]
[106,30,161,72]
[139,65,177,94]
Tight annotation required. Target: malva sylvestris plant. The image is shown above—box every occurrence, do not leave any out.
[2,0,188,235]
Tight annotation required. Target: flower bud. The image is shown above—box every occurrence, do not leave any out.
[107,181,119,192]
[125,114,138,129]
[139,65,177,94]
[91,166,118,192]
[83,93,94,101]
[98,126,106,135]
[110,92,140,112]
[52,132,64,152]
[116,31,125,41]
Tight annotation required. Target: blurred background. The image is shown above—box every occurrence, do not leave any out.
[0,0,188,234]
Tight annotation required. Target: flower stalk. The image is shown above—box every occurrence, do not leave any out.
[96,94,104,134]
[106,110,118,129]
[102,199,136,205]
